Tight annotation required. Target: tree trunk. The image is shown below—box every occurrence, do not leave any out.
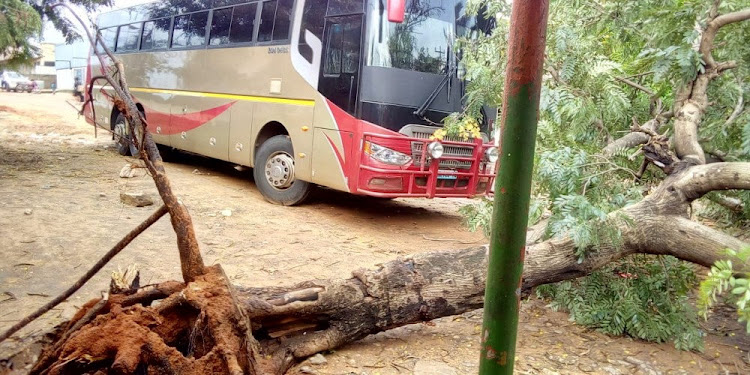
[27,161,750,374]
[234,207,748,374]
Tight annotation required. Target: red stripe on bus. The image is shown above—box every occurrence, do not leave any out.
[324,133,347,172]
[143,101,236,135]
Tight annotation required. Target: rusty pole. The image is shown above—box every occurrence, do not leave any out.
[479,1,549,374]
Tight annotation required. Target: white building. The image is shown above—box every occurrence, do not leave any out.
[16,43,58,88]
[55,42,89,91]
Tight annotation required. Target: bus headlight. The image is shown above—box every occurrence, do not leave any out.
[485,147,499,163]
[427,141,444,159]
[364,141,412,166]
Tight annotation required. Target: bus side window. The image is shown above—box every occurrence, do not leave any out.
[272,0,293,41]
[210,7,232,45]
[257,0,277,42]
[172,11,209,48]
[141,18,170,50]
[229,3,257,44]
[116,23,141,52]
[97,27,118,53]
[188,11,209,47]
[172,15,190,48]
[213,0,248,7]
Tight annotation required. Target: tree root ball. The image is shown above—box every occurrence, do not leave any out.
[31,266,259,375]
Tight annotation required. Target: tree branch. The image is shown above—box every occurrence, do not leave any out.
[53,3,206,283]
[713,8,750,29]
[602,113,671,156]
[699,7,750,69]
[724,75,745,127]
[707,194,746,213]
[615,76,654,96]
[0,205,168,344]
[670,162,750,200]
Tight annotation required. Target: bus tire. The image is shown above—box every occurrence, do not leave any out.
[253,135,311,206]
[113,113,132,156]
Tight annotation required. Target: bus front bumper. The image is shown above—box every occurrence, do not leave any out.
[355,132,496,199]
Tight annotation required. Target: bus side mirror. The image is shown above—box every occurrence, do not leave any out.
[387,0,405,23]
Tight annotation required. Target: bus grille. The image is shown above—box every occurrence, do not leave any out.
[412,131,468,143]
[411,142,473,169]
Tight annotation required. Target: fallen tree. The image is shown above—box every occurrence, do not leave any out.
[1,1,749,374]
[22,159,750,374]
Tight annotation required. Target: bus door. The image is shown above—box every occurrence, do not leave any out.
[319,15,363,115]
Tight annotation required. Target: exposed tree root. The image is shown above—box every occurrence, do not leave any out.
[31,266,259,375]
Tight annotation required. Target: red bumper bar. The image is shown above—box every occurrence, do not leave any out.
[356,132,496,198]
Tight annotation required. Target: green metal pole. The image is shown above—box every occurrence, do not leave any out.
[479,1,549,374]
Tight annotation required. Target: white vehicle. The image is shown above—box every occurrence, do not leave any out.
[1,71,32,92]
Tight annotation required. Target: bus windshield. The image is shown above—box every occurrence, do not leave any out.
[366,0,479,75]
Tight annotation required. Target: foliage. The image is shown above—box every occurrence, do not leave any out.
[432,114,482,141]
[458,0,749,350]
[0,0,41,68]
[439,0,510,140]
[28,0,112,44]
[699,247,750,332]
[1,0,112,68]
[460,195,544,238]
[537,255,703,351]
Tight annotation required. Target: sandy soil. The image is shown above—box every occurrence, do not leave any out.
[0,92,748,374]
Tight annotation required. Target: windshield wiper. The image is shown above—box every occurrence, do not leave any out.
[413,43,457,119]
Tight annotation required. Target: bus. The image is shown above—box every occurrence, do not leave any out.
[86,0,498,205]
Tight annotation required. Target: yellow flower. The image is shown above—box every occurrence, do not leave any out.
[431,129,446,141]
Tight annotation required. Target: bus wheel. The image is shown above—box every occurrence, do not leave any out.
[253,135,311,206]
[113,113,132,156]
[128,119,143,156]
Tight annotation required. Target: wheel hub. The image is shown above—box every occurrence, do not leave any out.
[114,122,128,147]
[265,152,295,190]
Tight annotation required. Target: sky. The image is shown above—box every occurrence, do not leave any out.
[42,0,154,44]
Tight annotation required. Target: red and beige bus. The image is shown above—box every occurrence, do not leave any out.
[86,0,498,205]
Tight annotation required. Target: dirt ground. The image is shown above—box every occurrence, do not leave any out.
[0,92,748,374]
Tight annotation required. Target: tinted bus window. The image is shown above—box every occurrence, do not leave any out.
[98,27,118,52]
[141,18,170,50]
[116,23,141,52]
[172,11,209,48]
[209,7,232,45]
[172,0,211,14]
[342,21,361,73]
[324,21,361,75]
[327,0,363,16]
[324,23,343,74]
[213,0,251,6]
[366,0,452,74]
[272,0,293,40]
[257,1,277,42]
[229,3,257,43]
